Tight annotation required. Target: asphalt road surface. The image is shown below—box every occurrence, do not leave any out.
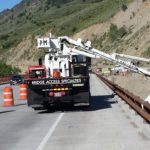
[0,74,149,150]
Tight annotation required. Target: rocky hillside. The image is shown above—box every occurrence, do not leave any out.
[0,0,131,73]
[1,0,149,73]
[74,0,150,57]
[0,0,126,53]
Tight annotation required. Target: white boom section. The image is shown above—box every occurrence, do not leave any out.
[59,36,150,76]
[112,53,150,63]
[37,35,150,77]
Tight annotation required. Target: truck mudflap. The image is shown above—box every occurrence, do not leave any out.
[27,87,90,108]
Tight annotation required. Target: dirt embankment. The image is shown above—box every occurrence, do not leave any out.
[73,0,150,58]
[108,73,150,100]
[3,35,37,73]
[73,0,150,41]
[4,0,150,73]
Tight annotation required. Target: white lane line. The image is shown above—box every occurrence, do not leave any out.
[36,113,64,150]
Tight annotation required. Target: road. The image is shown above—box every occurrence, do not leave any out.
[0,74,149,150]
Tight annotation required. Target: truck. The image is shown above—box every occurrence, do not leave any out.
[25,34,150,110]
[25,35,91,110]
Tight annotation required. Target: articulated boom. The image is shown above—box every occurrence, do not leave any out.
[37,34,150,77]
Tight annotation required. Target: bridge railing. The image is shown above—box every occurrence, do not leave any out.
[0,74,28,84]
[95,72,150,123]
[0,76,11,84]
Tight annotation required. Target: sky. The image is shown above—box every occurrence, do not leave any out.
[0,0,22,12]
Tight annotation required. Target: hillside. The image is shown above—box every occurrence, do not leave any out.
[0,0,128,52]
[0,0,149,73]
[74,0,150,58]
[0,0,132,73]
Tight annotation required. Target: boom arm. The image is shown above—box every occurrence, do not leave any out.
[37,35,150,76]
[59,36,150,76]
[112,53,150,63]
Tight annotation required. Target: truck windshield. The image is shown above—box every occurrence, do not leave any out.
[72,64,87,76]
[29,69,45,78]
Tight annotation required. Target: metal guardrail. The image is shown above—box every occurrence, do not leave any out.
[0,74,28,84]
[95,72,150,123]
[0,76,10,84]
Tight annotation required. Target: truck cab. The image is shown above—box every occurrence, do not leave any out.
[28,65,46,79]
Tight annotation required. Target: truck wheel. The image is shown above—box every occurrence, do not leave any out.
[43,103,51,111]
[81,92,91,109]
[33,107,42,111]
[85,92,91,108]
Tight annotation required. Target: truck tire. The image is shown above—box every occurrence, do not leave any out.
[86,92,91,107]
[33,107,42,111]
[82,92,91,108]
[89,92,91,104]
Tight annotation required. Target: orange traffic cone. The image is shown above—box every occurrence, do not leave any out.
[3,87,14,106]
[19,84,27,100]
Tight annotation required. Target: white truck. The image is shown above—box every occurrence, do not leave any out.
[25,34,150,110]
[26,35,92,110]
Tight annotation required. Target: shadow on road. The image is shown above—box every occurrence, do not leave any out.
[38,94,116,114]
[15,102,27,107]
[90,94,116,111]
[0,110,16,114]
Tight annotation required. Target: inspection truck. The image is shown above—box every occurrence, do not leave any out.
[25,35,91,110]
[25,34,150,110]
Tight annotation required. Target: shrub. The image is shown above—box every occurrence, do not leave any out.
[17,10,26,18]
[121,4,128,11]
[26,1,30,6]
[2,39,17,49]
[0,60,21,76]
[72,26,77,33]
[118,26,127,38]
[108,24,119,41]
[0,34,9,41]
[57,4,61,8]
[142,46,150,58]
[92,0,104,2]
[108,24,127,41]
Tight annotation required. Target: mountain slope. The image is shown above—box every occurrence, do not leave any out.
[0,0,130,52]
[0,0,132,72]
[74,0,150,57]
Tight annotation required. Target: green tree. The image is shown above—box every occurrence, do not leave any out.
[0,60,21,76]
[108,24,127,41]
[109,24,118,41]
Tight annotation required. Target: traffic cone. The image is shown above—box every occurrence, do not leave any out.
[19,84,27,100]
[3,87,14,106]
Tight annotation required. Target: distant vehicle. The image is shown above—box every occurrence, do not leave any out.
[111,65,124,74]
[10,75,23,85]
[111,65,129,75]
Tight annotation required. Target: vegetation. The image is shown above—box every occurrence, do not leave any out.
[0,0,131,53]
[108,24,127,41]
[0,60,21,76]
[121,4,128,11]
[142,46,150,58]
[92,24,128,52]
